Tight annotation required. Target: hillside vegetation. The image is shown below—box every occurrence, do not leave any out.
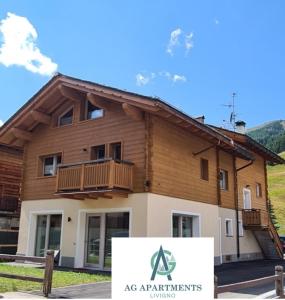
[247,120,285,154]
[268,152,285,235]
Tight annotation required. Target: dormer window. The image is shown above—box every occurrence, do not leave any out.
[58,108,73,126]
[86,101,103,120]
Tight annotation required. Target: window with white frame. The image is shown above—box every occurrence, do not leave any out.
[219,169,229,190]
[225,219,233,237]
[172,214,193,237]
[42,154,62,176]
[256,183,262,198]
[238,219,244,237]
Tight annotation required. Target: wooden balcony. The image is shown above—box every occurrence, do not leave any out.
[55,159,134,199]
[242,209,269,229]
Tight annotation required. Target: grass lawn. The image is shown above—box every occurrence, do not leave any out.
[268,151,285,235]
[0,263,110,293]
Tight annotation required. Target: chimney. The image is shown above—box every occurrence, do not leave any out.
[235,120,246,134]
[195,115,205,124]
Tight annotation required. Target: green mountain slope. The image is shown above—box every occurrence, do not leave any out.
[268,152,285,235]
[247,120,285,153]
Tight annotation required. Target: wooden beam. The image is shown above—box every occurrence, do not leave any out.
[30,110,51,125]
[58,85,85,102]
[11,128,32,141]
[86,93,114,110]
[122,103,144,121]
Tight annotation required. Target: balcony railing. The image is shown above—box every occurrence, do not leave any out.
[55,159,134,193]
[242,209,269,228]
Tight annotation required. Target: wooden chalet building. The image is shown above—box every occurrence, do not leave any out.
[0,73,283,269]
[0,143,22,254]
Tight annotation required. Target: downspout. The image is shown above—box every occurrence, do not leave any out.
[233,156,240,259]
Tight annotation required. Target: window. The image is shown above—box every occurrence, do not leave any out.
[172,215,193,237]
[91,145,105,160]
[256,183,262,197]
[86,101,104,120]
[110,142,122,160]
[35,214,62,257]
[42,154,61,176]
[219,169,229,190]
[238,220,244,237]
[200,158,209,181]
[225,219,233,237]
[58,108,73,126]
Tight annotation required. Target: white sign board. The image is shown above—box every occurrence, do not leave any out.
[112,238,214,299]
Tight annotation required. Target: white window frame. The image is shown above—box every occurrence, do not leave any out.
[225,218,233,237]
[256,183,262,198]
[238,219,244,237]
[171,210,201,237]
[243,188,252,209]
[219,169,228,190]
[43,154,61,176]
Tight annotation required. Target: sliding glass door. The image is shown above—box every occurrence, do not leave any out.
[35,214,62,257]
[85,212,129,270]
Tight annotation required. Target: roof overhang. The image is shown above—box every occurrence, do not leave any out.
[0,73,253,161]
[209,126,285,164]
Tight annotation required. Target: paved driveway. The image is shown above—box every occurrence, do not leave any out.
[215,259,285,298]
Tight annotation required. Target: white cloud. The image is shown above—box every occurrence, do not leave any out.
[138,71,187,85]
[136,73,150,86]
[173,74,187,82]
[166,28,182,55]
[166,28,194,56]
[0,120,3,127]
[185,32,194,54]
[0,12,58,76]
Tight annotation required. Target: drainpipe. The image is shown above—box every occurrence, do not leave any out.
[233,156,240,259]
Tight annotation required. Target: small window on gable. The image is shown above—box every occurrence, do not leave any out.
[91,145,105,160]
[58,108,73,126]
[110,142,122,160]
[225,219,233,237]
[86,101,104,120]
[200,158,209,181]
[220,169,229,190]
[256,183,262,197]
[42,154,61,177]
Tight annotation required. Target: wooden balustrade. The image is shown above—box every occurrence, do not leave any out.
[56,159,133,193]
[242,209,269,228]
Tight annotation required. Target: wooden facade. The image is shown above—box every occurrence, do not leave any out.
[0,74,283,212]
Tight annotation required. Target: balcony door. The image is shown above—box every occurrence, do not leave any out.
[84,212,129,270]
[243,188,252,209]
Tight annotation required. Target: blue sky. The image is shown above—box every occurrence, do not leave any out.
[0,1,285,129]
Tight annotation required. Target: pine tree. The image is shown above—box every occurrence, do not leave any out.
[268,198,280,230]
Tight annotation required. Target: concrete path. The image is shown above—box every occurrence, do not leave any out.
[0,282,111,299]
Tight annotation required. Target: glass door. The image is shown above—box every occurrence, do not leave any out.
[35,214,62,257]
[85,215,103,268]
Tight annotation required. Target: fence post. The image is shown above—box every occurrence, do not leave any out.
[214,275,218,298]
[275,265,284,298]
[43,250,54,297]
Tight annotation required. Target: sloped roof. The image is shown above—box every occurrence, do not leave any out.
[209,125,285,164]
[0,73,254,160]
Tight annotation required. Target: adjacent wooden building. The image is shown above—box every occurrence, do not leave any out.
[0,73,283,268]
[0,143,22,254]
